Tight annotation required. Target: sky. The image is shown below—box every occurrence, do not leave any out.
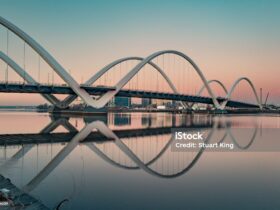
[0,0,279,105]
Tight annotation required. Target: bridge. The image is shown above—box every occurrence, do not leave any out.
[0,16,263,111]
[0,82,259,108]
[0,122,214,147]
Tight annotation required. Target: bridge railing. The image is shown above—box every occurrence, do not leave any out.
[0,80,69,87]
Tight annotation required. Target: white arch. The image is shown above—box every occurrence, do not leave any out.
[0,17,190,109]
[0,51,67,108]
[220,77,262,109]
[0,16,261,110]
[0,16,96,107]
[196,79,228,96]
[190,79,228,108]
[86,57,176,89]
[192,78,262,110]
[64,56,188,108]
[88,50,221,108]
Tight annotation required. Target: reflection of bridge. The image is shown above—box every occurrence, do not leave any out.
[0,120,214,146]
[0,115,257,178]
[0,16,263,110]
[0,115,258,208]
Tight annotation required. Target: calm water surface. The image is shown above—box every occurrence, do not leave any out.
[0,112,280,210]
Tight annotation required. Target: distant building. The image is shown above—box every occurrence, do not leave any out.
[157,105,166,110]
[141,115,152,126]
[113,114,131,126]
[114,97,131,107]
[141,98,152,107]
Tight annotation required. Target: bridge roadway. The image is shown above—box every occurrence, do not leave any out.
[0,83,259,108]
[0,124,215,146]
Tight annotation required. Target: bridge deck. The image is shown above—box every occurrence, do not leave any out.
[0,83,259,108]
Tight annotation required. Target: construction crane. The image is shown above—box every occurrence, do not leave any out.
[264,92,269,106]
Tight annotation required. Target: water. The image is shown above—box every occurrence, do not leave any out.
[0,112,280,210]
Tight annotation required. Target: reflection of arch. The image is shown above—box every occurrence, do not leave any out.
[87,134,176,171]
[0,145,33,172]
[225,127,257,150]
[87,143,138,170]
[22,121,216,191]
[23,121,103,192]
[40,117,78,133]
[221,77,262,109]
[91,125,258,174]
[88,123,258,177]
[99,121,217,178]
[1,118,259,192]
[0,117,77,172]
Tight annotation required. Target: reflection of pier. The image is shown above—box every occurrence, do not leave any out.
[0,115,258,208]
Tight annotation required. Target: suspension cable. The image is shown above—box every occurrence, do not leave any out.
[5,29,9,83]
[38,55,40,83]
[23,41,26,84]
